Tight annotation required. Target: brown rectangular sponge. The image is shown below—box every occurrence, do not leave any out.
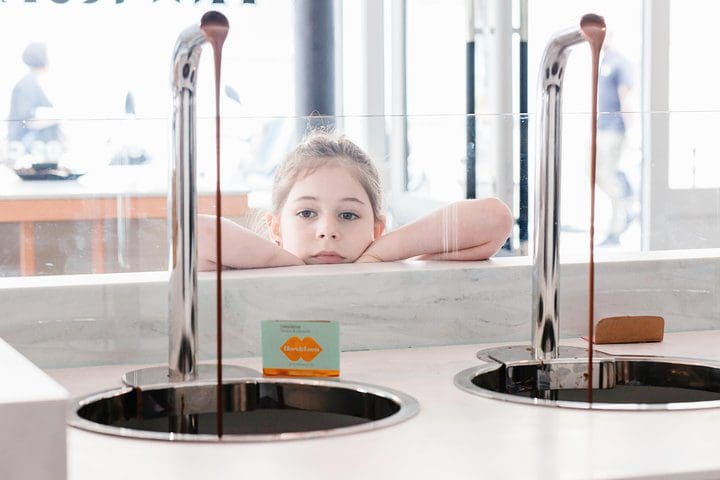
[592,315,665,344]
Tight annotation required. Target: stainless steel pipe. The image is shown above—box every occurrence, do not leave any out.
[122,13,259,388]
[167,21,209,381]
[532,25,592,361]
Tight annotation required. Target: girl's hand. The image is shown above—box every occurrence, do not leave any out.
[355,241,384,263]
[355,252,384,263]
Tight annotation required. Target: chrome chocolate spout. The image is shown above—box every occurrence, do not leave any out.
[122,12,257,388]
[532,14,606,360]
[166,12,230,381]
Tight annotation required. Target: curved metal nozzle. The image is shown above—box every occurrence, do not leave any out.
[201,11,230,30]
[532,14,605,361]
[168,11,229,382]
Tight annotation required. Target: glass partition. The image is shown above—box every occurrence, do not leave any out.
[0,1,717,376]
[0,0,717,278]
[2,108,719,277]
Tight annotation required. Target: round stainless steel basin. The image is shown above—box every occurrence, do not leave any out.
[455,346,720,410]
[68,378,420,441]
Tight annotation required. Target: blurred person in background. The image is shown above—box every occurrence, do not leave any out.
[7,42,64,166]
[597,35,635,246]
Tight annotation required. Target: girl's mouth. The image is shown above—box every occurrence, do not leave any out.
[311,252,345,264]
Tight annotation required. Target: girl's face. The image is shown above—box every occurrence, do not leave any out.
[268,165,384,264]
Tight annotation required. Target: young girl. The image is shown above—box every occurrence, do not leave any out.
[198,131,513,270]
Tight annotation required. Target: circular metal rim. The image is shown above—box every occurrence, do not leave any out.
[67,377,421,442]
[121,364,261,388]
[454,355,720,411]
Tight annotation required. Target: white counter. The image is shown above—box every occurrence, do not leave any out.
[51,330,720,480]
[0,338,67,480]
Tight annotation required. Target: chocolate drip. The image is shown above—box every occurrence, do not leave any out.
[201,11,229,438]
[580,14,606,403]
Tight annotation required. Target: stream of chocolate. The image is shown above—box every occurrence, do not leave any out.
[201,11,229,438]
[580,14,606,404]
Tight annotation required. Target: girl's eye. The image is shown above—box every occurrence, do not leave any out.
[297,210,316,219]
[339,212,359,221]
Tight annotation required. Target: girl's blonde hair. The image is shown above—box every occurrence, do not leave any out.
[271,131,383,219]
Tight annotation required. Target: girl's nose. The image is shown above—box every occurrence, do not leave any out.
[316,219,340,240]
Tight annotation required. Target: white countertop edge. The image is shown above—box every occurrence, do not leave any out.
[0,337,68,403]
[2,247,717,289]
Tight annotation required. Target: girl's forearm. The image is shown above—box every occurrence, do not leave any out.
[415,243,501,261]
[364,198,512,261]
[198,215,304,270]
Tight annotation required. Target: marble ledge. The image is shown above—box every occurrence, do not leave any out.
[1,248,718,369]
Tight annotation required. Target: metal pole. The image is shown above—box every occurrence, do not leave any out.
[519,0,529,253]
[466,0,476,199]
[294,0,336,136]
[490,0,514,250]
[390,0,408,194]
